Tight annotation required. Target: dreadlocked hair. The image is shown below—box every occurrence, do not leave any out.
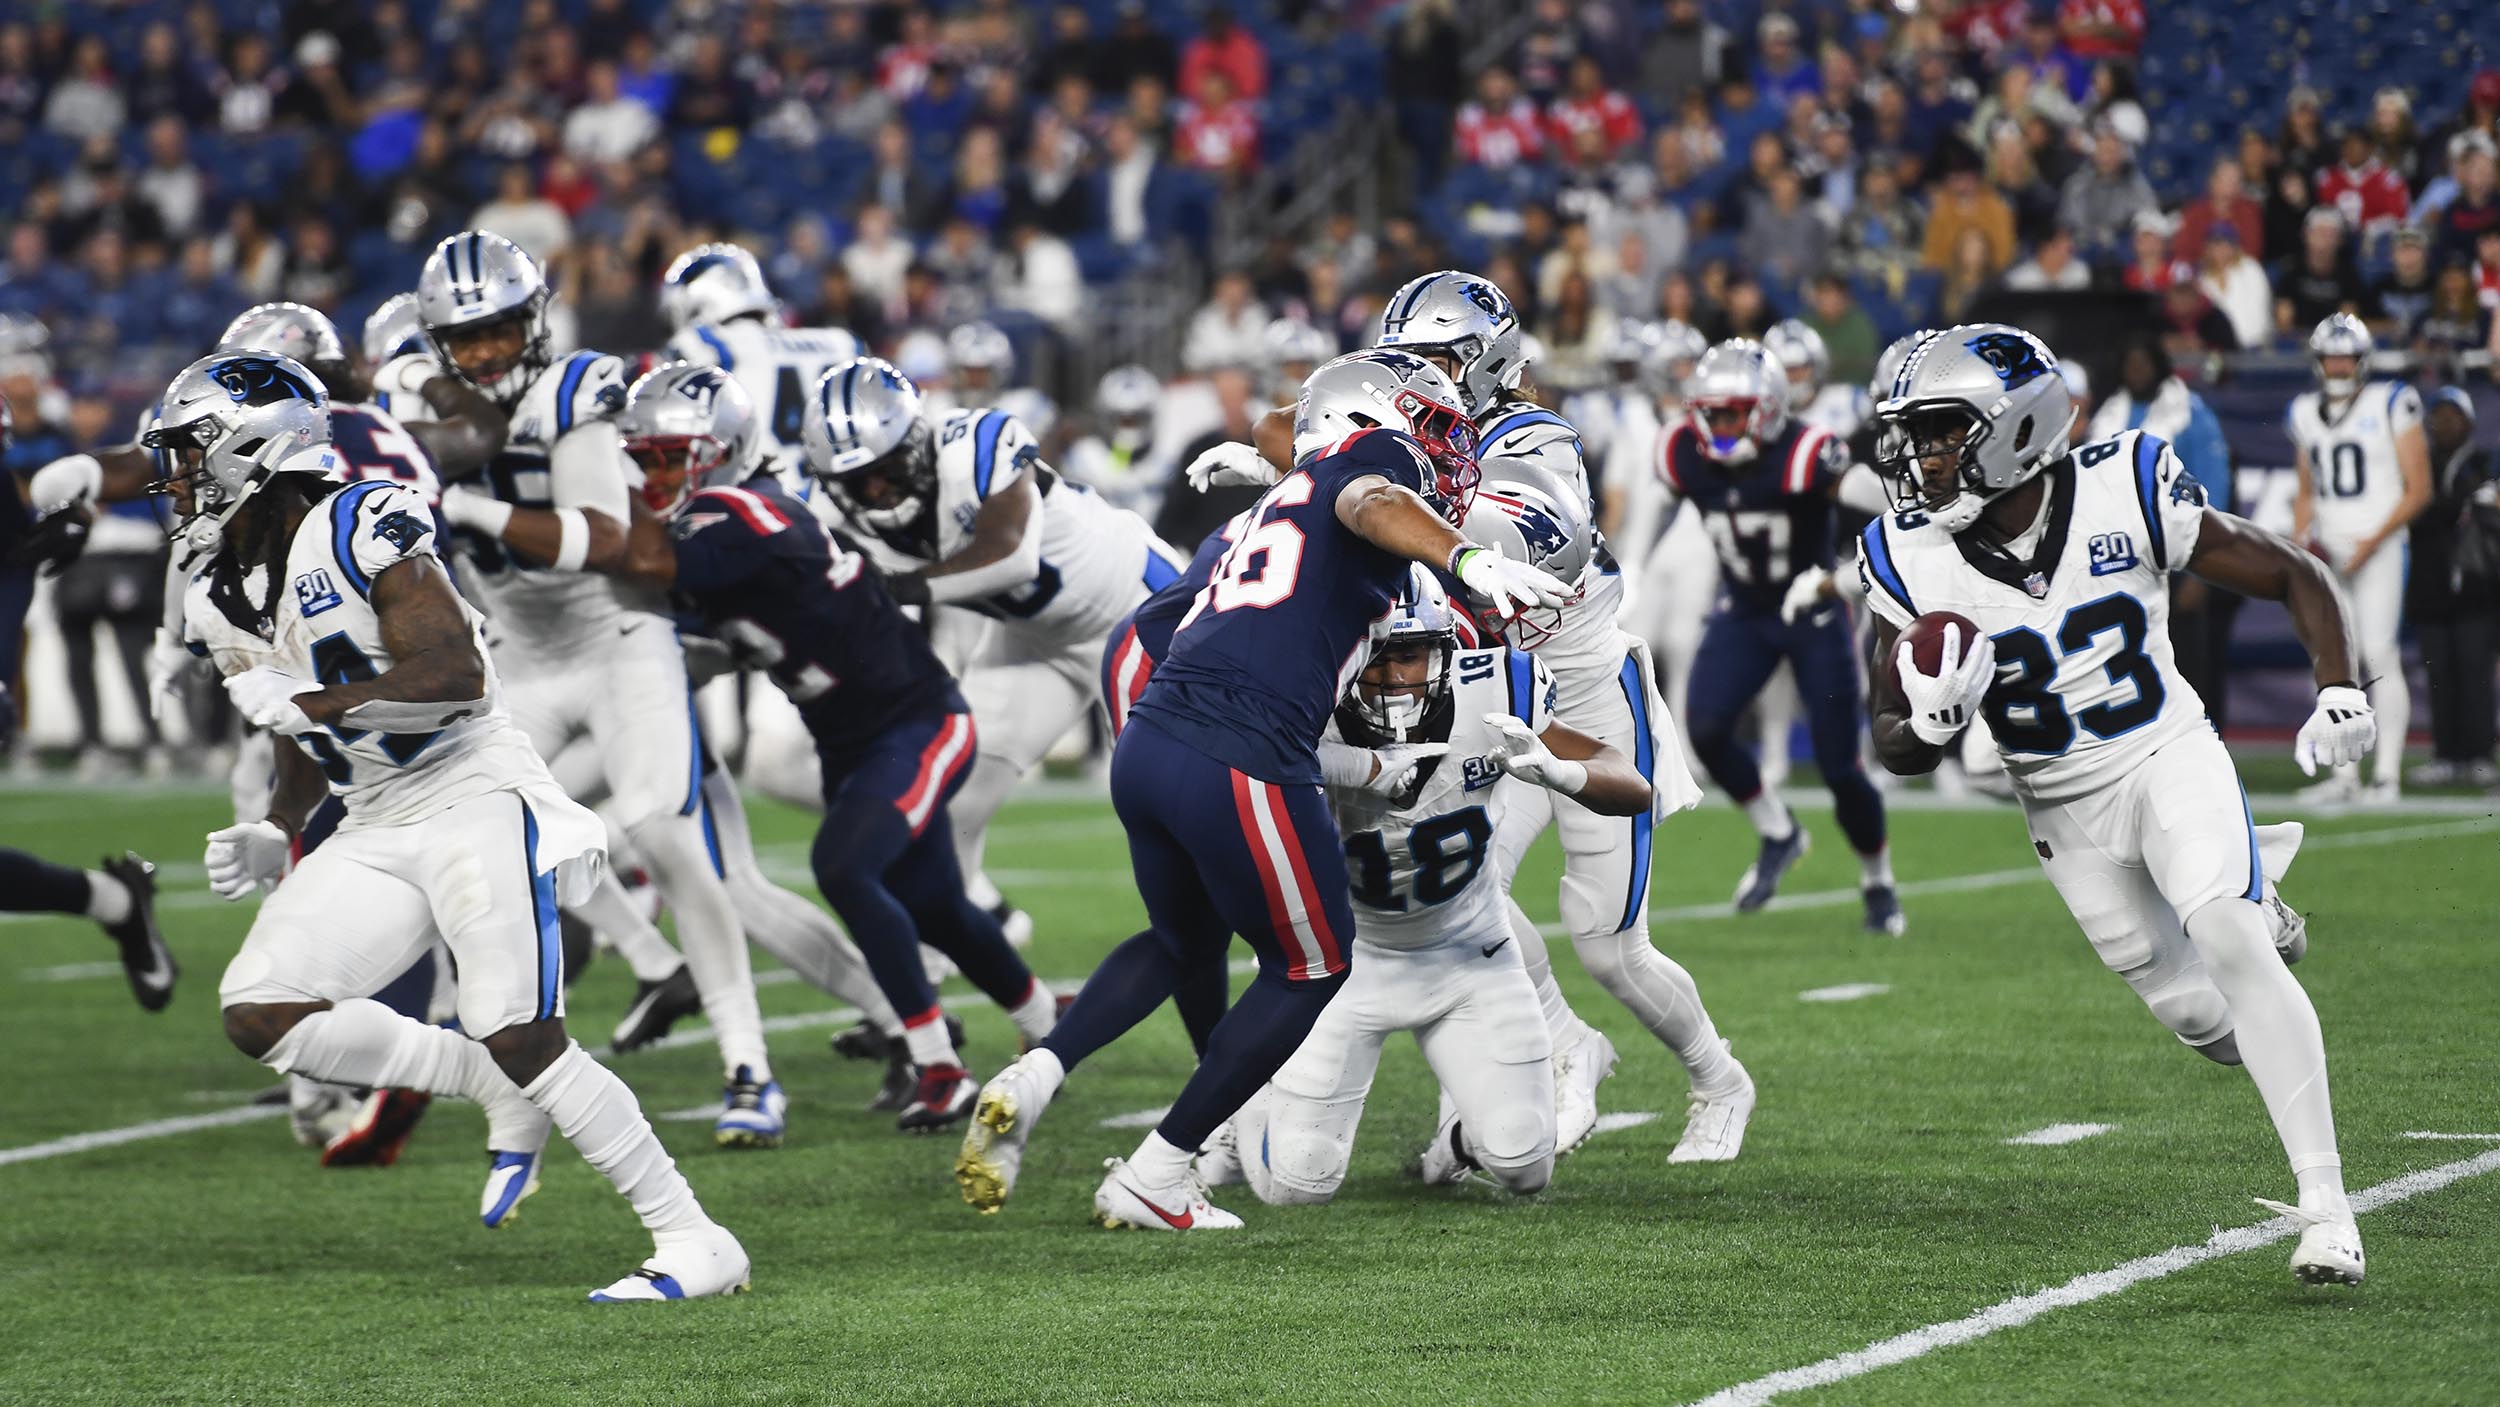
[206,477,342,635]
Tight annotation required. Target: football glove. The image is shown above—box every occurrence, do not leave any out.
[2294,684,2376,776]
[146,629,207,726]
[1780,565,1835,624]
[225,666,323,736]
[11,506,92,576]
[1184,441,1281,494]
[204,820,291,901]
[1484,713,1586,795]
[1895,624,1996,747]
[1452,545,1574,620]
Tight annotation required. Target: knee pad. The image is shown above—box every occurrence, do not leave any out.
[1482,1151,1554,1196]
[2128,962,2234,1050]
[1242,1114,1350,1207]
[1469,1109,1557,1194]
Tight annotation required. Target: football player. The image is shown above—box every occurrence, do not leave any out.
[416,231,783,1148]
[1612,320,1713,742]
[361,293,428,383]
[1657,341,1903,932]
[956,350,1573,1229]
[659,242,862,482]
[1226,567,1653,1205]
[1764,319,1873,439]
[591,363,1061,1130]
[1862,323,2367,1286]
[1060,364,1171,519]
[932,320,1056,440]
[2286,313,2430,804]
[160,350,746,1300]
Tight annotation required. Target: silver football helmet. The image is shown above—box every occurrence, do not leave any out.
[1293,349,1482,524]
[803,357,933,531]
[1463,455,1592,650]
[1096,364,1160,449]
[142,352,335,533]
[416,230,553,407]
[1644,319,1709,399]
[947,320,1015,387]
[1261,316,1336,401]
[1873,323,2073,534]
[1373,270,1526,416]
[362,292,427,367]
[1868,329,1936,473]
[1605,320,1663,388]
[1763,318,1830,409]
[618,363,760,515]
[2308,311,2373,401]
[219,302,348,381]
[1338,563,1461,746]
[660,243,776,331]
[1686,340,1790,463]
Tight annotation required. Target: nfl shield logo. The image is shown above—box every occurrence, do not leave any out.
[2023,571,2048,598]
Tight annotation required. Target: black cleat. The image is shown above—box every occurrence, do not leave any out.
[100,853,175,1012]
[897,1063,977,1133]
[611,965,702,1053]
[830,1013,966,1062]
[1732,827,1811,913]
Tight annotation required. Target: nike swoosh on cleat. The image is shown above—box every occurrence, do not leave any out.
[132,949,173,991]
[1124,1183,1194,1229]
[1480,937,1511,959]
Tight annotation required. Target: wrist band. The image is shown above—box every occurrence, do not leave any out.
[1447,543,1478,577]
[552,508,590,571]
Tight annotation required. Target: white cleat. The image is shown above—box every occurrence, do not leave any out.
[955,1051,1058,1213]
[1552,1027,1618,1157]
[588,1223,752,1302]
[1669,1050,1755,1164]
[1195,1119,1243,1187]
[2295,773,2358,807]
[1413,1110,1489,1188]
[2265,896,2308,965]
[2257,1198,2365,1285]
[2357,776,2401,807]
[479,1150,541,1229]
[1093,1157,1243,1231]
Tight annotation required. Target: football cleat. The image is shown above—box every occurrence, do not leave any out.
[898,1062,977,1133]
[99,853,175,1011]
[2357,776,2401,807]
[320,1088,432,1167]
[287,1075,360,1151]
[611,965,701,1054]
[989,898,1036,949]
[1862,884,1906,937]
[956,1051,1060,1210]
[1019,991,1078,1056]
[1733,827,1811,912]
[2266,895,2309,965]
[868,1043,917,1112]
[1093,1157,1244,1231]
[1412,1111,1485,1187]
[714,1066,787,1149]
[480,1150,541,1229]
[1195,1119,1243,1188]
[1669,1047,1755,1164]
[1552,1026,1618,1156]
[2294,773,2358,806]
[588,1223,752,1303]
[830,1014,965,1062]
[2257,1198,2365,1285]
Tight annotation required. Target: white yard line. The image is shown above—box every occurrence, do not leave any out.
[1681,1146,2500,1407]
[1590,1111,1659,1134]
[18,960,127,982]
[2004,1123,2116,1147]
[1798,983,1890,1003]
[2400,1131,2500,1141]
[1098,1106,1172,1129]
[0,1105,287,1167]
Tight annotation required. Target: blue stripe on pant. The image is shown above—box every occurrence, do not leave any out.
[1614,655,1656,932]
[1685,606,1889,855]
[522,801,561,1021]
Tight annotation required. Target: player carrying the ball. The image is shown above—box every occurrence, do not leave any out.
[1859,324,2373,1287]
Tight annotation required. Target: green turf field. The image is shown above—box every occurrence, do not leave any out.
[2,775,2495,1406]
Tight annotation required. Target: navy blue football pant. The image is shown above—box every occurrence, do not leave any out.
[1045,715,1352,1154]
[0,847,91,914]
[1686,605,1888,856]
[809,705,1039,1040]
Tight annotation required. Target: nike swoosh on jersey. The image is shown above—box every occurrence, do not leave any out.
[1123,1182,1195,1229]
[1480,937,1512,959]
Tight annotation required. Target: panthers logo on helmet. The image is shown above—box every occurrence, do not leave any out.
[1460,280,1509,321]
[211,357,323,406]
[1963,331,2051,390]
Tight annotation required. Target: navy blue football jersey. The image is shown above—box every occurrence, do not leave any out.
[1658,418,1847,614]
[1131,428,1432,784]
[1129,506,1246,663]
[671,476,956,758]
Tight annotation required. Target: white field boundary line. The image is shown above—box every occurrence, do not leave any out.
[1798,984,1889,1003]
[1681,1146,2500,1407]
[2401,1131,2500,1141]
[2004,1123,2116,1146]
[0,1104,286,1167]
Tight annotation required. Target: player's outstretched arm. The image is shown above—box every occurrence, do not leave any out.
[1867,617,1950,776]
[396,373,509,483]
[291,557,490,731]
[2184,508,2358,688]
[887,467,1041,607]
[1515,716,1652,816]
[1336,477,1574,618]
[438,423,625,570]
[589,495,678,585]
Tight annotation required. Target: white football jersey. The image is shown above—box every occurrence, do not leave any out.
[365,352,439,423]
[851,406,1181,647]
[667,318,862,477]
[1468,398,1637,718]
[1560,387,1661,492]
[181,479,551,830]
[1328,646,1555,951]
[2287,380,2421,550]
[1799,382,1873,439]
[927,385,1058,443]
[1856,428,2212,804]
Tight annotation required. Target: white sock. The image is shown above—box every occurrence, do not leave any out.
[634,813,769,1080]
[901,1008,962,1069]
[1127,1130,1194,1186]
[1019,1045,1067,1098]
[726,870,901,1032]
[1572,925,1741,1097]
[2185,898,2347,1215]
[523,1042,711,1241]
[2367,666,2408,787]
[261,998,540,1148]
[1859,846,1895,888]
[1006,976,1059,1046]
[1509,897,1592,1049]
[1742,789,1796,842]
[83,870,132,925]
[574,869,683,984]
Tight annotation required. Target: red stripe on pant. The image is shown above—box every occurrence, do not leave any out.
[1261,780,1344,976]
[894,714,976,838]
[1107,624,1153,737]
[1229,770,1341,980]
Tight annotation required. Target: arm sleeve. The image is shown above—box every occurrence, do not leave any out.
[2136,434,2211,574]
[549,420,629,521]
[343,482,442,589]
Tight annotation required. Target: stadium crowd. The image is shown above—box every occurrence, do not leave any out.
[2,0,2497,780]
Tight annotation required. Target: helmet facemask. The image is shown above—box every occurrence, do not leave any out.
[1876,400,1997,533]
[428,296,550,408]
[626,432,734,516]
[829,418,936,531]
[1341,634,1458,748]
[1396,388,1482,525]
[1691,392,1774,464]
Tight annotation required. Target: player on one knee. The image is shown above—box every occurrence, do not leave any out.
[1226,568,1651,1206]
[1863,323,2367,1286]
[160,350,745,1301]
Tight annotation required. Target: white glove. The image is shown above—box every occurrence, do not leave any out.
[2294,684,2376,776]
[204,820,291,901]
[146,630,203,725]
[437,484,513,534]
[1361,741,1450,796]
[1184,441,1280,493]
[225,666,323,736]
[1484,713,1587,794]
[28,453,103,513]
[1780,565,1835,624]
[1453,545,1575,619]
[1895,624,1996,747]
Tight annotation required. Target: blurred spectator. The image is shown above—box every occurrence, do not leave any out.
[2272,207,2365,336]
[1515,0,1584,105]
[2278,88,2330,177]
[563,59,657,165]
[1743,168,1829,290]
[1098,116,1161,247]
[1936,226,2001,324]
[1178,5,1265,106]
[472,162,572,266]
[2120,209,2190,293]
[924,218,999,324]
[1174,70,1259,181]
[2421,71,2500,180]
[1639,0,1727,116]
[1840,163,1925,293]
[279,215,349,310]
[1905,49,1979,155]
[2159,278,2241,358]
[1386,0,1464,197]
[2009,12,2090,105]
[2368,87,2420,185]
[671,34,750,132]
[866,121,946,235]
[2004,227,2090,291]
[1033,5,1100,95]
[2368,226,2439,340]
[211,203,284,303]
[1923,148,2017,275]
[2196,223,2271,348]
[807,263,887,349]
[1537,270,1613,395]
[2418,264,2492,364]
[1098,3,1179,97]
[1987,123,2061,248]
[1547,56,1641,162]
[2261,161,2314,262]
[157,237,239,350]
[949,127,1013,233]
[1160,364,1261,550]
[2408,388,2500,785]
[2315,126,2410,247]
[2175,156,2267,265]
[2431,141,2500,267]
[1803,111,1861,221]
[2060,0,2146,60]
[128,22,213,128]
[0,24,43,140]
[2057,123,2157,261]
[1751,16,1819,112]
[61,143,168,251]
[282,32,359,131]
[1802,274,1878,387]
[843,203,914,320]
[994,221,1083,332]
[2085,63,2149,149]
[1457,66,1544,170]
[43,36,124,141]
[1182,270,1266,373]
[903,62,974,143]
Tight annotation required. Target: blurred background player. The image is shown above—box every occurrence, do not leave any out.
[1765,320,1873,439]
[932,320,1056,442]
[1062,364,1172,520]
[659,242,861,482]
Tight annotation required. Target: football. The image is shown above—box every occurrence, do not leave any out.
[1891,610,1983,691]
